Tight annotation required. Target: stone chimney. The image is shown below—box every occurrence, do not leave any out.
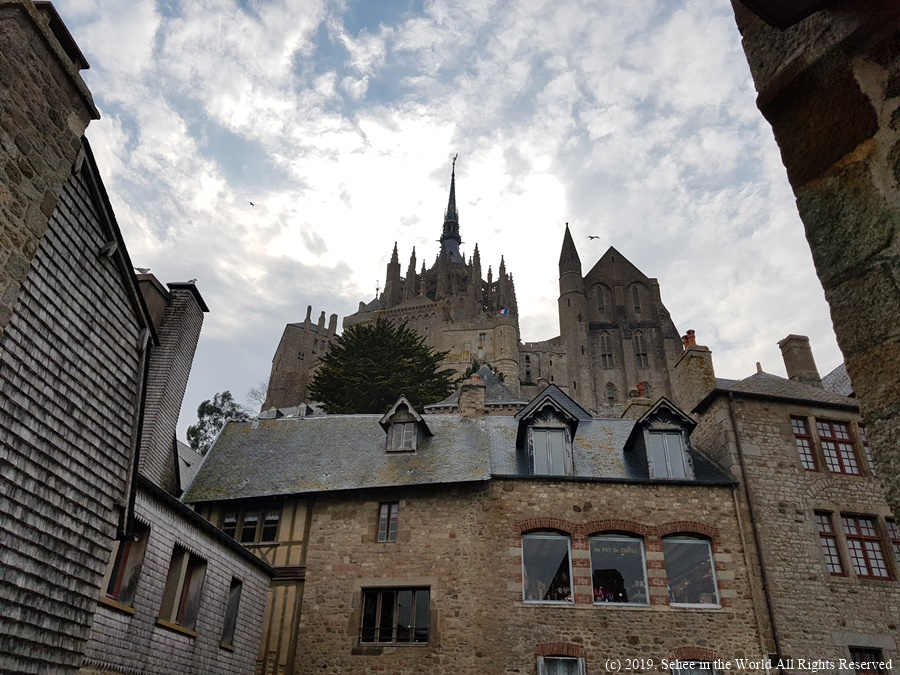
[671,329,717,413]
[137,278,210,494]
[458,375,486,418]
[778,334,822,388]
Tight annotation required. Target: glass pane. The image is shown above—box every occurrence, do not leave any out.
[533,430,550,474]
[666,432,688,479]
[378,590,395,642]
[361,591,378,642]
[648,433,669,478]
[663,538,718,605]
[261,509,279,541]
[378,504,389,542]
[396,590,412,642]
[240,511,259,543]
[590,536,647,604]
[222,512,237,539]
[548,430,566,475]
[414,590,429,642]
[547,657,580,675]
[389,504,399,541]
[523,534,572,602]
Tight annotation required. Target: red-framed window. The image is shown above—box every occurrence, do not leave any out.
[885,519,900,566]
[859,426,877,476]
[816,420,860,475]
[815,512,844,576]
[791,417,817,470]
[841,515,890,579]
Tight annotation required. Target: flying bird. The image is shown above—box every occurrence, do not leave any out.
[588,235,600,240]
[249,201,255,206]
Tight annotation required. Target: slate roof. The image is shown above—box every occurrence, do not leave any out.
[822,363,853,397]
[184,405,735,504]
[176,440,203,492]
[428,364,527,409]
[515,384,593,422]
[695,371,858,412]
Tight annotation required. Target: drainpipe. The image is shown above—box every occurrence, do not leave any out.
[728,392,784,672]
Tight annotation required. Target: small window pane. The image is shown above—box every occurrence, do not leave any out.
[222,512,238,539]
[590,535,648,604]
[532,429,568,476]
[663,537,718,605]
[378,503,399,543]
[261,509,280,542]
[523,533,573,603]
[240,511,259,543]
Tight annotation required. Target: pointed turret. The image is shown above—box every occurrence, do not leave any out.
[382,242,403,308]
[439,155,464,264]
[403,247,418,301]
[559,223,582,273]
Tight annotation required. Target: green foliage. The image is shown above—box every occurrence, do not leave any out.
[186,390,250,454]
[309,318,458,414]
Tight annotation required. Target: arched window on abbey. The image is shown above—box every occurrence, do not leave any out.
[634,331,649,369]
[606,382,616,406]
[632,285,641,314]
[600,333,613,369]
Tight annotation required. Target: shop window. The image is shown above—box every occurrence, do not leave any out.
[522,533,573,603]
[841,515,890,579]
[848,648,888,674]
[531,428,571,476]
[648,431,692,480]
[791,417,817,470]
[539,656,586,675]
[816,420,860,475]
[590,534,648,604]
[360,588,429,644]
[378,502,399,543]
[634,331,648,368]
[815,512,845,576]
[222,506,280,544]
[102,523,150,606]
[158,545,207,632]
[220,578,242,649]
[663,537,718,606]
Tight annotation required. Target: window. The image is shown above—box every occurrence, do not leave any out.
[817,420,860,475]
[816,512,844,576]
[842,515,890,579]
[159,545,207,632]
[648,431,691,479]
[522,533,573,603]
[531,428,570,476]
[673,662,719,675]
[378,502,399,543]
[606,383,616,406]
[600,333,613,369]
[222,506,280,544]
[479,332,486,342]
[596,285,605,311]
[103,524,149,606]
[220,578,242,648]
[391,421,417,451]
[663,537,718,606]
[539,656,586,675]
[634,331,648,369]
[886,519,900,565]
[360,588,429,644]
[590,535,648,604]
[632,285,641,313]
[791,417,817,470]
[860,426,876,475]
[848,648,887,674]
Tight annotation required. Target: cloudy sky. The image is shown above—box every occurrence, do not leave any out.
[54,0,841,437]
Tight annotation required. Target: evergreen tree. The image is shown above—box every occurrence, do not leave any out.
[186,390,250,454]
[309,318,458,414]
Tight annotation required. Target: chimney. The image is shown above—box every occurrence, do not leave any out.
[672,329,717,413]
[778,334,822,388]
[138,279,210,494]
[458,374,486,418]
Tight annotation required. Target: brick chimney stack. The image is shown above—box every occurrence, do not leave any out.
[778,334,823,389]
[137,276,209,494]
[458,374,486,418]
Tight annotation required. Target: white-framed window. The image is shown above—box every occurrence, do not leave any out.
[378,502,399,543]
[648,431,692,480]
[522,533,573,603]
[663,537,719,606]
[590,534,649,604]
[531,428,570,476]
[390,421,417,451]
[538,656,586,675]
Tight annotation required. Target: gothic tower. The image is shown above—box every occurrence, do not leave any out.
[557,225,594,407]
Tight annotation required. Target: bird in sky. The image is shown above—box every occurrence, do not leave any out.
[588,235,600,240]
[249,201,255,206]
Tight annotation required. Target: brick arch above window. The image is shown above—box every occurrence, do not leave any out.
[517,518,577,535]
[581,520,653,537]
[672,647,719,662]
[535,642,586,658]
[657,521,719,540]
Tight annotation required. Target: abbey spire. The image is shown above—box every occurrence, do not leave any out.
[439,154,464,264]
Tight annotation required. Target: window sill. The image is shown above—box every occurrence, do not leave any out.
[353,642,431,655]
[523,600,574,606]
[98,596,136,615]
[668,603,722,610]
[592,602,650,608]
[155,618,199,638]
[220,642,236,652]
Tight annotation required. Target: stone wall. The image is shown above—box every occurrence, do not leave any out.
[295,480,765,674]
[692,394,899,665]
[81,486,271,675]
[731,1,900,514]
[0,152,143,671]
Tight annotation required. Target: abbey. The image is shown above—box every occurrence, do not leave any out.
[264,160,682,413]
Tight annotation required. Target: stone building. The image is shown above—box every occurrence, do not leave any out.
[0,3,272,672]
[186,384,768,675]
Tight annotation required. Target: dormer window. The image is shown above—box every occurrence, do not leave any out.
[648,430,691,479]
[531,428,570,475]
[391,421,417,451]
